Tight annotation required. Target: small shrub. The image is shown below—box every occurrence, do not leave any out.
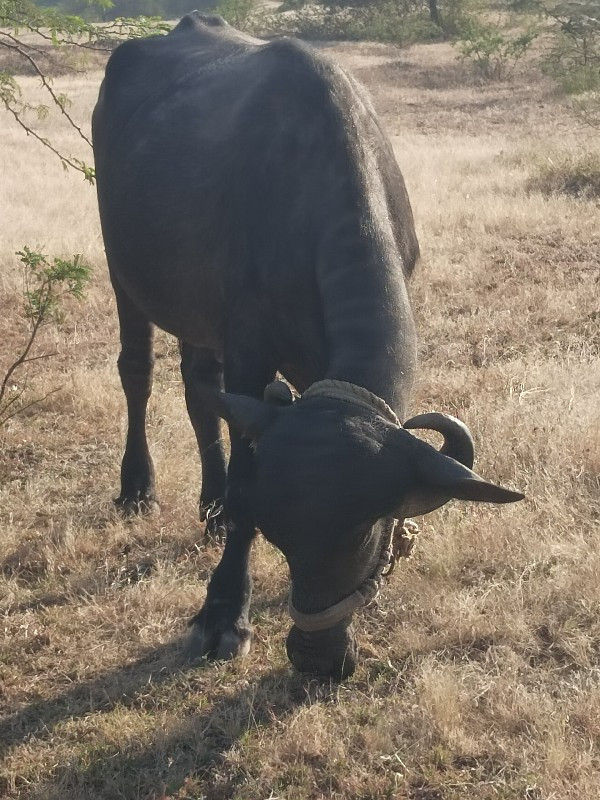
[527,152,600,198]
[571,90,600,128]
[559,63,600,94]
[439,0,482,36]
[454,17,538,79]
[0,248,91,427]
[215,0,256,30]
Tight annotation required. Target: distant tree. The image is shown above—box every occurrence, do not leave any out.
[428,0,441,26]
[539,1,600,126]
[537,1,600,89]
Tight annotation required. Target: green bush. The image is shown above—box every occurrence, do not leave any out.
[532,1,600,124]
[559,64,600,94]
[454,16,538,79]
[48,0,215,21]
[0,249,91,427]
[215,0,255,30]
[437,0,481,35]
[256,2,442,45]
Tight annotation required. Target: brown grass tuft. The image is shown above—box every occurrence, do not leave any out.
[526,151,600,199]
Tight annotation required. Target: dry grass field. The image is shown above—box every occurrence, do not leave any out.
[1,36,599,800]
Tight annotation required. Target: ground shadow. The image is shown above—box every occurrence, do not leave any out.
[2,637,330,799]
[0,641,190,761]
[31,667,320,800]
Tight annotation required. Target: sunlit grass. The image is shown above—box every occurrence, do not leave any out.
[1,37,599,800]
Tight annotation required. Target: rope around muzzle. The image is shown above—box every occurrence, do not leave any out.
[288,520,421,632]
[288,380,419,633]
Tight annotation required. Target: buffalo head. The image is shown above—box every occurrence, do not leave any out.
[209,381,524,679]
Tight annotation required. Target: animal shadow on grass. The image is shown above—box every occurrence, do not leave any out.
[1,638,326,799]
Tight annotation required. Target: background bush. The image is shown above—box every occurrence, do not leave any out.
[527,151,600,197]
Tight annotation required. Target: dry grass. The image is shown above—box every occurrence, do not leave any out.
[526,151,600,200]
[1,39,599,800]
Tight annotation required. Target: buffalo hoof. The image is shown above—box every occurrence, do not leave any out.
[199,500,226,541]
[115,492,160,518]
[186,617,253,661]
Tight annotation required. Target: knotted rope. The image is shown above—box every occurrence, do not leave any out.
[301,379,400,426]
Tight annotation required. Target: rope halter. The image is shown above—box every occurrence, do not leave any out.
[287,379,418,633]
[301,379,400,426]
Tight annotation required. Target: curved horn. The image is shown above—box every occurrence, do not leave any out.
[403,412,475,469]
[387,424,524,520]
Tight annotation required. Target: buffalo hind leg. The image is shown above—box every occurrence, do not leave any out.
[113,282,158,516]
[180,342,227,537]
[188,350,275,661]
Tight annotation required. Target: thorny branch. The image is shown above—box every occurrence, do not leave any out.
[0,94,93,179]
[0,388,62,426]
[0,9,169,177]
[0,290,51,409]
[1,31,92,146]
[0,249,90,427]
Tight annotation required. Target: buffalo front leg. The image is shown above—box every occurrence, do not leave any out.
[187,505,255,660]
[113,282,158,516]
[180,342,227,537]
[188,353,275,661]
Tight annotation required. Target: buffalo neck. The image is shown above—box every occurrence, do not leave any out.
[317,214,417,418]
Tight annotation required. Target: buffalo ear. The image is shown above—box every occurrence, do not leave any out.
[197,386,277,441]
[386,427,525,520]
[264,380,295,407]
[221,394,277,440]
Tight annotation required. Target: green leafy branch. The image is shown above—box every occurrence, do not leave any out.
[0,0,169,181]
[0,68,96,180]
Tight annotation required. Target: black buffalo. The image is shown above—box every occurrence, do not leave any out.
[92,13,523,679]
